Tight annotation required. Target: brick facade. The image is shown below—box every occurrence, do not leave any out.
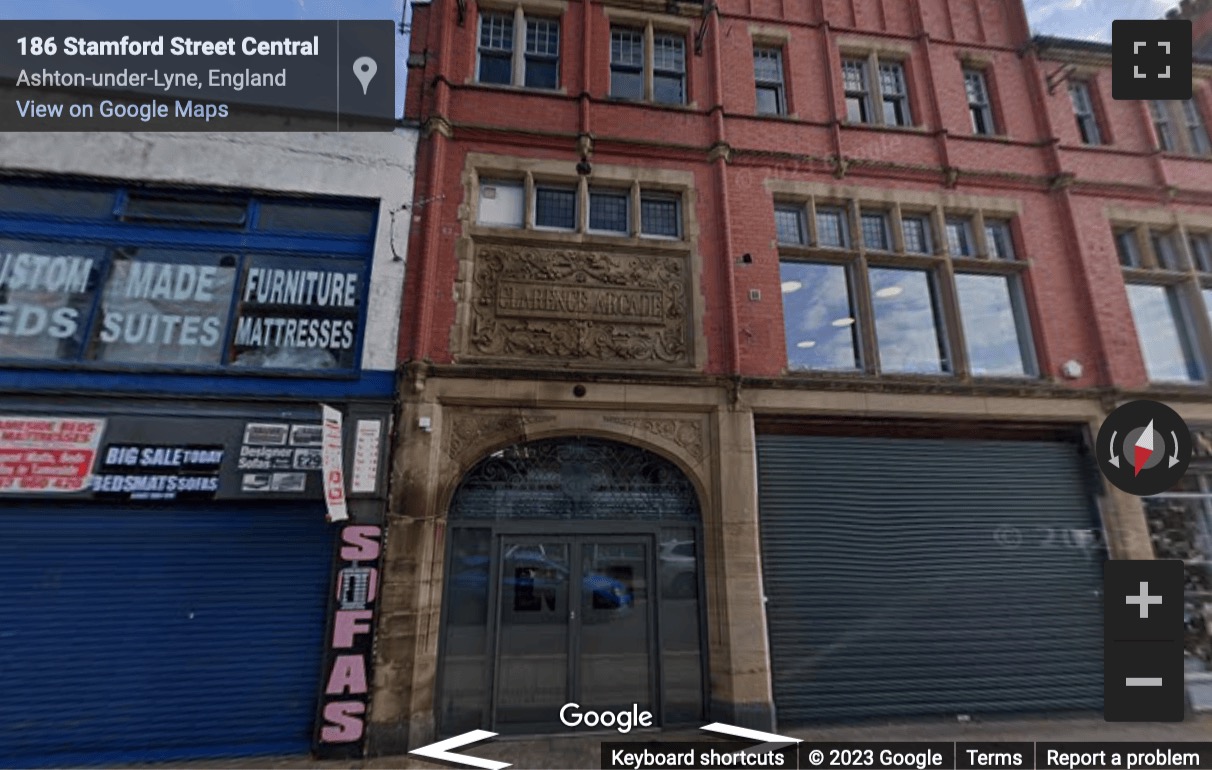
[370,0,1212,750]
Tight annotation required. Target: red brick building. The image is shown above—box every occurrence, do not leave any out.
[369,0,1212,751]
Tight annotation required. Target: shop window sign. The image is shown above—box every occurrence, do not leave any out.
[0,183,376,374]
[92,250,237,366]
[231,258,361,370]
[0,242,102,361]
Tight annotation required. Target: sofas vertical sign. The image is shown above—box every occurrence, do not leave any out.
[315,523,382,758]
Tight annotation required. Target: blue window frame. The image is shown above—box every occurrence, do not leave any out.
[0,179,378,376]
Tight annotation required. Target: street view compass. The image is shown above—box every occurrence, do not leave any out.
[1096,400,1191,496]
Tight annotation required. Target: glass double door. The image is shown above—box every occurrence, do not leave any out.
[493,535,654,731]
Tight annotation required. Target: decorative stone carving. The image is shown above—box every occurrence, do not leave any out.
[445,412,556,459]
[466,244,691,366]
[603,416,705,463]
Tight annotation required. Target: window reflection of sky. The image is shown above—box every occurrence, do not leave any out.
[955,273,1027,376]
[869,268,945,374]
[1128,284,1199,382]
[780,262,858,370]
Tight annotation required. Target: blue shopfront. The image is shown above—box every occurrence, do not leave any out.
[0,178,394,765]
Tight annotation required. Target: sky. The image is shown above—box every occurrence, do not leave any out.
[0,0,1184,115]
[1023,0,1176,42]
[0,0,1177,41]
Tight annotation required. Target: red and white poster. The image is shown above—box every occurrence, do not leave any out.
[0,416,106,493]
[321,404,348,522]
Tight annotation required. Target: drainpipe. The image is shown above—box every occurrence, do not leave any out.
[706,3,741,375]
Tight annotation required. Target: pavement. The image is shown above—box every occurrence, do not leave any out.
[122,714,1212,770]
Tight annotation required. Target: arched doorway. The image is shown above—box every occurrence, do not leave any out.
[436,436,706,735]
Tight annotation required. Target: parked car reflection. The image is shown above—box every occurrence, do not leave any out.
[447,547,633,624]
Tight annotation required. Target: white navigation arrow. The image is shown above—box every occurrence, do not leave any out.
[702,722,801,757]
[702,723,801,744]
[410,730,511,770]
[1170,431,1182,467]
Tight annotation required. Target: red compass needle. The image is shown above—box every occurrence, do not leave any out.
[1133,420,1155,477]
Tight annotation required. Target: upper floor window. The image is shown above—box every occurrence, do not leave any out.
[815,206,849,248]
[477,12,514,85]
[776,199,1033,378]
[1149,100,1212,156]
[964,68,995,136]
[1115,228,1142,268]
[652,34,686,105]
[754,47,786,116]
[524,18,560,88]
[1126,283,1201,383]
[640,192,682,238]
[534,185,577,230]
[878,62,911,126]
[611,25,686,105]
[610,28,644,100]
[1152,229,1186,270]
[477,179,525,227]
[1192,232,1212,273]
[861,211,890,251]
[985,220,1015,260]
[901,214,933,254]
[1150,100,1178,152]
[1068,80,1102,145]
[946,217,974,257]
[1115,222,1210,384]
[477,176,684,240]
[589,188,629,233]
[477,11,560,89]
[842,59,871,124]
[842,55,912,127]
[775,204,806,245]
[1183,100,1212,155]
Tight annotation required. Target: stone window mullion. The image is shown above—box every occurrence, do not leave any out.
[1178,222,1198,276]
[512,6,526,86]
[890,203,906,253]
[852,253,879,374]
[867,52,884,126]
[936,251,968,377]
[1137,224,1159,269]
[644,23,655,102]
[971,210,988,258]
[577,176,589,233]
[523,171,535,230]
[930,206,947,256]
[630,182,641,237]
[1169,102,1193,155]
[848,199,862,254]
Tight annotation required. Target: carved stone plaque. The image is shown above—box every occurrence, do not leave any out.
[466,244,691,366]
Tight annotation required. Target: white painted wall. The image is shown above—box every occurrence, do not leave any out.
[0,130,418,372]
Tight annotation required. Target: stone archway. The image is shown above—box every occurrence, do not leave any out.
[434,436,707,736]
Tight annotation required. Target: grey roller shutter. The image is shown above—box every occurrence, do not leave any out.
[757,435,1104,724]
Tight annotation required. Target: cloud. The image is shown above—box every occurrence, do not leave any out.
[1026,0,1176,41]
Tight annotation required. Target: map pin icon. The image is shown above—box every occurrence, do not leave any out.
[353,56,377,95]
